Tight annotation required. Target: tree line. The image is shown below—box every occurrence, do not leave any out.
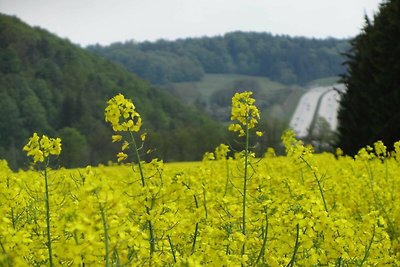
[88,31,349,85]
[337,0,400,155]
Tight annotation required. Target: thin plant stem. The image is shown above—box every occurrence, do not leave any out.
[99,203,110,267]
[43,165,53,267]
[191,194,199,254]
[129,132,155,255]
[129,132,145,187]
[286,223,300,267]
[167,235,176,263]
[202,185,208,220]
[191,223,199,255]
[300,156,329,213]
[256,212,269,264]
[223,160,230,197]
[359,224,376,266]
[241,118,249,257]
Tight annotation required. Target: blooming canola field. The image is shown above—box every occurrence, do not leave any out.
[1,92,400,266]
[1,142,400,266]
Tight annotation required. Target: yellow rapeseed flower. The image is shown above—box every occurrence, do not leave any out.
[229,91,260,137]
[117,152,128,162]
[105,93,142,132]
[140,133,147,141]
[121,141,130,151]
[215,144,230,160]
[112,135,123,142]
[23,133,62,163]
[256,131,263,137]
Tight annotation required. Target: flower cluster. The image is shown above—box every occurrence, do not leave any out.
[105,93,142,132]
[228,91,261,137]
[22,133,62,163]
[281,129,313,160]
[215,143,230,160]
[105,94,146,162]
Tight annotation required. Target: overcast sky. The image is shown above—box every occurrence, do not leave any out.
[0,0,383,46]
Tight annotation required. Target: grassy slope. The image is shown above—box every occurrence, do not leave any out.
[164,74,284,101]
[162,74,337,123]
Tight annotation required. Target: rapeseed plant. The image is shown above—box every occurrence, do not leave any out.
[105,93,156,259]
[23,133,62,267]
[228,91,261,258]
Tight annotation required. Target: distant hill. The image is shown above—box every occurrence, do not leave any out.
[87,31,349,85]
[161,74,305,121]
[0,14,226,169]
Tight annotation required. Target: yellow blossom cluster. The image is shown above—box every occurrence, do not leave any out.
[228,91,262,137]
[214,143,230,160]
[105,94,147,162]
[22,133,62,163]
[105,93,142,132]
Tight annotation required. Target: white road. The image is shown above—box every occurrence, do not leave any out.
[289,84,345,138]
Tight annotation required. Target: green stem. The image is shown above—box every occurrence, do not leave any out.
[129,132,155,255]
[167,235,176,263]
[241,120,249,257]
[256,212,269,264]
[223,160,230,197]
[359,224,375,266]
[300,156,329,213]
[43,166,53,267]
[11,208,15,229]
[129,132,145,187]
[99,204,110,267]
[286,223,300,267]
[191,194,199,254]
[147,209,155,255]
[202,186,208,220]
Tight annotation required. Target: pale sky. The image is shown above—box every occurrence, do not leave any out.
[0,0,383,46]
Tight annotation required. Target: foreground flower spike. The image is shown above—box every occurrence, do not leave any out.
[23,133,62,163]
[228,91,262,258]
[105,93,156,255]
[228,91,260,137]
[105,93,142,132]
[22,133,62,267]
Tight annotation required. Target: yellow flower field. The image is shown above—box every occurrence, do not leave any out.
[1,92,400,266]
[1,146,400,266]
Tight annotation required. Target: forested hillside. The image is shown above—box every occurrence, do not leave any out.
[87,31,349,85]
[0,14,226,169]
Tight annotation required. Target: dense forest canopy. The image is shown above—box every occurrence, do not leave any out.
[87,32,349,85]
[337,0,400,155]
[0,14,226,169]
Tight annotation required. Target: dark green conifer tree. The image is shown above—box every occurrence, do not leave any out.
[337,0,400,155]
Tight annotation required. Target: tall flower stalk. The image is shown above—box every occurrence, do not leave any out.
[23,133,62,267]
[105,93,155,255]
[228,91,262,256]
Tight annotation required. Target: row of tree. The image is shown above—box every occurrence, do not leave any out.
[88,32,349,85]
[337,0,400,155]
